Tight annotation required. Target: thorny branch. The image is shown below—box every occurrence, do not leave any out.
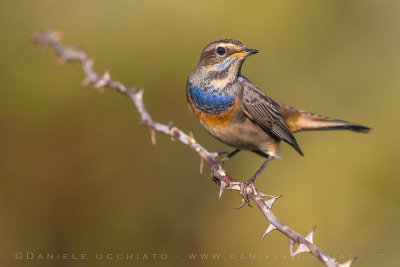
[32,30,357,267]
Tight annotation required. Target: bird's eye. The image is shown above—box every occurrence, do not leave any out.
[216,46,226,56]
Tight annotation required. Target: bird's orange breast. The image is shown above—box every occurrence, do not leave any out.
[189,98,238,128]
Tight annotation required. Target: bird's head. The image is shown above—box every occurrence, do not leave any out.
[197,39,258,76]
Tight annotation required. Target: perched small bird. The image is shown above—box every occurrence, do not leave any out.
[186,39,370,183]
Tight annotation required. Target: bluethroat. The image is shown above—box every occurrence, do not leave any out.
[186,39,370,184]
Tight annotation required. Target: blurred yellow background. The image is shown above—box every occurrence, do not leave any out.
[0,0,399,266]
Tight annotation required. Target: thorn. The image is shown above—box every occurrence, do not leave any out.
[289,240,295,259]
[86,58,95,69]
[264,195,282,209]
[290,227,315,257]
[137,88,145,101]
[219,181,227,198]
[292,243,310,257]
[225,183,240,191]
[104,69,110,77]
[81,76,91,87]
[339,257,358,267]
[305,226,316,244]
[188,131,196,144]
[94,69,111,89]
[217,151,228,156]
[199,159,204,174]
[52,30,63,41]
[257,190,274,198]
[224,182,240,191]
[168,121,173,129]
[150,129,156,145]
[262,224,276,239]
[134,88,145,103]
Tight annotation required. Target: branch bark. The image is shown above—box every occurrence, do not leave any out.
[32,30,357,267]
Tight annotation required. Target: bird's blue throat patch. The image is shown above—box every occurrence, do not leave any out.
[189,86,235,114]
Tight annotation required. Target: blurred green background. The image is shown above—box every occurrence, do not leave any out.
[0,0,399,266]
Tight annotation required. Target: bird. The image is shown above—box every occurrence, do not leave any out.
[186,39,370,184]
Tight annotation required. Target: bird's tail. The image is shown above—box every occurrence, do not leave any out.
[276,103,371,133]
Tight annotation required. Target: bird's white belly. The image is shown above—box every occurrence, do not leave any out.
[201,120,279,156]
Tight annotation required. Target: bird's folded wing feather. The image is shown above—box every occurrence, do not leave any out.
[241,80,303,155]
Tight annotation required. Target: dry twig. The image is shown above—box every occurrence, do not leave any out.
[32,30,357,267]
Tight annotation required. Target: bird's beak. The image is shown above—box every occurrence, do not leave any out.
[244,48,259,56]
[229,48,259,58]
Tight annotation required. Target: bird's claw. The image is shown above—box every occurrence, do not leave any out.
[233,181,255,209]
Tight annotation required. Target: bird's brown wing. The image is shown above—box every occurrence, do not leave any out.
[241,78,303,155]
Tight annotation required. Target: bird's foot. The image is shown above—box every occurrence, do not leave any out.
[229,181,256,209]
